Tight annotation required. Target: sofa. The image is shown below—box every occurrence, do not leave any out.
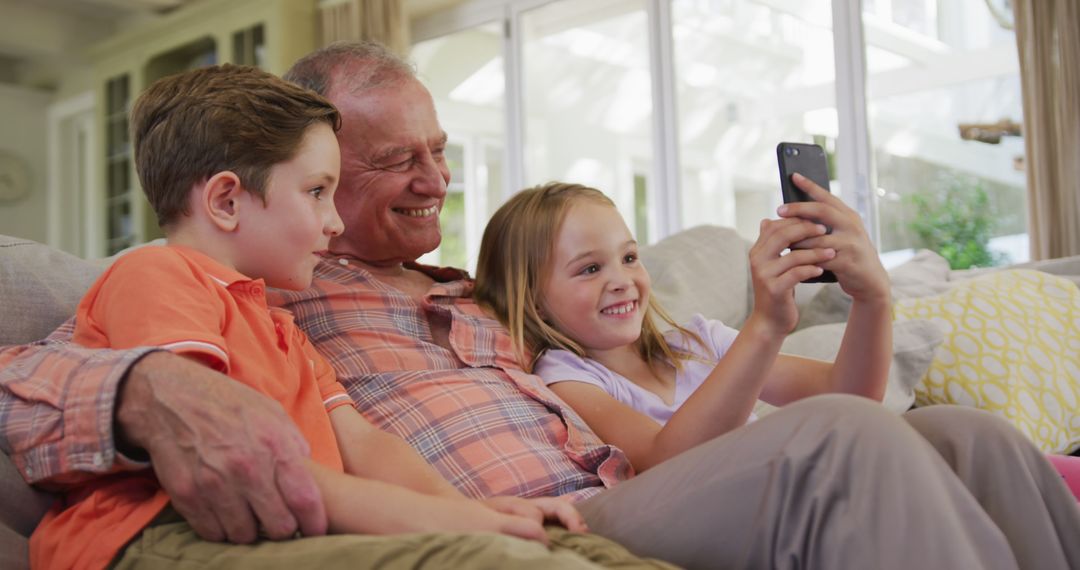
[2,226,1079,569]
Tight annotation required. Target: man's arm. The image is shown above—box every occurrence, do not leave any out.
[1,337,327,543]
[114,351,327,543]
[0,339,152,486]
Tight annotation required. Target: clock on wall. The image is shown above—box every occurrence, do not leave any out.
[0,151,32,203]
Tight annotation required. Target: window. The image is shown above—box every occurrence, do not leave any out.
[520,0,655,241]
[671,0,838,241]
[412,0,1031,265]
[233,24,266,68]
[105,73,133,255]
[865,0,1026,267]
[413,22,506,271]
[142,37,218,244]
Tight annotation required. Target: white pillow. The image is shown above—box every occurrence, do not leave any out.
[753,319,943,416]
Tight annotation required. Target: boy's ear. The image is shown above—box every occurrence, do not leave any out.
[201,171,244,232]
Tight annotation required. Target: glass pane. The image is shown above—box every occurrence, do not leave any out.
[107,158,129,199]
[107,198,132,253]
[234,28,251,66]
[107,119,125,156]
[521,0,654,242]
[233,24,266,68]
[412,21,505,271]
[439,192,467,269]
[107,236,135,256]
[672,0,837,242]
[106,74,129,114]
[865,0,1026,268]
[145,36,218,85]
[253,24,266,68]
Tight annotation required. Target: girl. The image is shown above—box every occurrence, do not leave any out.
[475,179,892,470]
[475,180,1080,569]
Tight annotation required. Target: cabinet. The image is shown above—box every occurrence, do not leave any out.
[90,0,317,255]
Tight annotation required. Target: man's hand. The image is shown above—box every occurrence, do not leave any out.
[116,352,326,543]
[481,495,589,533]
[780,173,890,303]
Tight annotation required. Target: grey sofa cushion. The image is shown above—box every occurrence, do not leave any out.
[0,235,105,346]
[1,451,53,570]
[1,235,99,569]
[640,225,752,329]
[0,523,29,570]
[0,451,52,538]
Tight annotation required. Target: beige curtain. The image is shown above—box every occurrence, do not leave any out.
[318,0,410,55]
[1013,0,1080,259]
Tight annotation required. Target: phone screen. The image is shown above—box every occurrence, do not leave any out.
[775,142,837,283]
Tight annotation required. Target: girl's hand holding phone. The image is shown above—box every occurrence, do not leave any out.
[748,213,834,337]
[777,173,889,304]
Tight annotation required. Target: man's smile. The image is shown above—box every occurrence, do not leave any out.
[393,205,439,217]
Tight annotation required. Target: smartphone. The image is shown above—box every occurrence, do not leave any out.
[776,142,837,283]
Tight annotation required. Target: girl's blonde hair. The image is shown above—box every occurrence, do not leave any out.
[474,181,707,372]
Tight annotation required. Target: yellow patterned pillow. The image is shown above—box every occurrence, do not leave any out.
[894,269,1080,454]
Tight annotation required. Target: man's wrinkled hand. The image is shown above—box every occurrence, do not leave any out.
[117,352,327,543]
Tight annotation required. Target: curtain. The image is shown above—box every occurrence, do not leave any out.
[1013,0,1080,259]
[318,0,410,55]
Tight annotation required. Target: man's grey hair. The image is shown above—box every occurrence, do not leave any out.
[283,40,417,97]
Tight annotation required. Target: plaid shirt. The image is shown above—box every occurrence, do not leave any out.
[0,321,153,488]
[2,259,632,499]
[274,259,632,501]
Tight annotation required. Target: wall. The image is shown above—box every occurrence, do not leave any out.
[0,84,51,243]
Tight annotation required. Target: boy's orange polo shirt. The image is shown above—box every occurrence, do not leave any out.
[31,245,353,570]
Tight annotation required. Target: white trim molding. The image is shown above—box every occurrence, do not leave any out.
[46,90,99,256]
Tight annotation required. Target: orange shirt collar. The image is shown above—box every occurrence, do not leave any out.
[165,244,259,288]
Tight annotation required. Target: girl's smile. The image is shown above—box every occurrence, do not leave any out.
[600,300,639,317]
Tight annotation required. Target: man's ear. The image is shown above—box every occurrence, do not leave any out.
[201,171,244,232]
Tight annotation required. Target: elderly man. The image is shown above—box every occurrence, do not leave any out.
[3,41,1080,569]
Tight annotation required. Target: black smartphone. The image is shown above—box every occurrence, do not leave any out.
[776,142,837,283]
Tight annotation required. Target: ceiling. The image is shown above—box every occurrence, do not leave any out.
[0,0,462,90]
[0,0,189,88]
[36,0,190,12]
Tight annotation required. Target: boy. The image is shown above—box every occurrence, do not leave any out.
[30,65,654,570]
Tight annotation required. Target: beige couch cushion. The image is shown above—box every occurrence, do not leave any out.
[774,319,944,414]
[640,225,753,329]
[0,451,52,536]
[0,235,105,346]
[1,447,53,570]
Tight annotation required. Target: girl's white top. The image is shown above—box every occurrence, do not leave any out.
[534,314,757,426]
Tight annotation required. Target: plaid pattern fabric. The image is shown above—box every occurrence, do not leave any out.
[275,259,633,501]
[0,319,154,488]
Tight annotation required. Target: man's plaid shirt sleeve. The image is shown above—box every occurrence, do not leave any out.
[0,321,155,488]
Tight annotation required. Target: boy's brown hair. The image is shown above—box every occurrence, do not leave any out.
[131,64,341,228]
[474,182,709,372]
